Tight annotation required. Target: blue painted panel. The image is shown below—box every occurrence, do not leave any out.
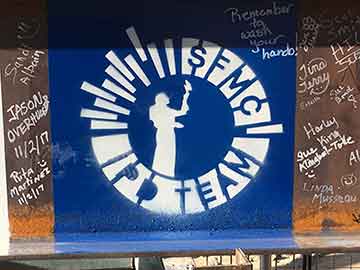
[48,0,296,236]
[54,230,298,254]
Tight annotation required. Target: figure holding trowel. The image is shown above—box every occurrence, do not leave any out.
[149,80,192,177]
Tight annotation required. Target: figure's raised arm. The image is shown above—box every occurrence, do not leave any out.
[175,80,192,116]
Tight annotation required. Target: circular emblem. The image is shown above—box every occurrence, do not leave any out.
[80,26,283,214]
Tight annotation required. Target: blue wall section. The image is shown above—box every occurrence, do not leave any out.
[48,0,296,234]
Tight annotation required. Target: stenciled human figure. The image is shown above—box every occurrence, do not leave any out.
[149,80,192,177]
